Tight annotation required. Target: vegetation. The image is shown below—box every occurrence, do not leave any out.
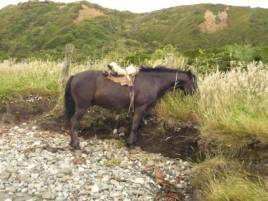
[206,176,268,201]
[1,1,268,200]
[157,62,268,151]
[199,64,268,149]
[103,158,121,167]
[0,57,116,103]
[193,157,268,201]
[2,57,267,152]
[1,58,268,200]
[1,41,267,201]
[1,1,268,62]
[0,60,60,102]
[156,61,268,200]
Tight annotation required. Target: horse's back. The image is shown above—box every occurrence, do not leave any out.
[70,70,129,108]
[69,70,159,109]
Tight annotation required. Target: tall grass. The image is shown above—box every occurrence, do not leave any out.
[0,60,61,101]
[199,63,268,148]
[206,175,268,201]
[156,62,268,150]
[0,59,111,102]
[192,157,268,201]
[156,92,198,125]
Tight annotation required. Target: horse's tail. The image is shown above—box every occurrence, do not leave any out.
[64,76,75,124]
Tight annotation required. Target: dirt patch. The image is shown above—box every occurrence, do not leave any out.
[41,111,200,161]
[199,7,229,33]
[59,5,66,10]
[138,123,200,160]
[74,4,105,24]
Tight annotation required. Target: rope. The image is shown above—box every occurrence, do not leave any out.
[173,72,178,92]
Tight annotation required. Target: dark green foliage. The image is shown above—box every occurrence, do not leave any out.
[1,1,268,63]
[185,44,260,73]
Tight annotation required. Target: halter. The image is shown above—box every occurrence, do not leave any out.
[173,72,179,92]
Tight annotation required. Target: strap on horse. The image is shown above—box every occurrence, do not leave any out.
[104,62,138,114]
[128,77,135,114]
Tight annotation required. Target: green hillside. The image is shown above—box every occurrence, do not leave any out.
[1,1,268,61]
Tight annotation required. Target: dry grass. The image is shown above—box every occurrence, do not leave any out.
[0,60,60,101]
[205,175,268,201]
[0,59,110,102]
[156,92,198,125]
[192,157,268,201]
[156,62,268,150]
[199,62,268,148]
[192,157,243,189]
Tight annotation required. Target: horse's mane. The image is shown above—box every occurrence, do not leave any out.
[140,65,186,73]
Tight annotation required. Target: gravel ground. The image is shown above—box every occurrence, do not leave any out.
[0,122,192,201]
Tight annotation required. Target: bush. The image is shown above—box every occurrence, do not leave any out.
[186,45,260,73]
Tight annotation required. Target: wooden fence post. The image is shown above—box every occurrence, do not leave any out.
[61,44,74,89]
[167,53,174,67]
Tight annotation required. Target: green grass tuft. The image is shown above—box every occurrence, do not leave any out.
[156,91,199,125]
[206,176,268,201]
[192,157,268,201]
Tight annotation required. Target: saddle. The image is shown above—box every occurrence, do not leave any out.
[107,75,133,86]
[105,62,139,87]
[104,62,139,113]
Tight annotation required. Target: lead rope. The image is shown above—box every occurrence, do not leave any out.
[173,72,178,92]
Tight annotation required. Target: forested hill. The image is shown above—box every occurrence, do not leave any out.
[1,0,268,61]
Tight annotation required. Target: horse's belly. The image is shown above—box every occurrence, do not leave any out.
[93,91,130,110]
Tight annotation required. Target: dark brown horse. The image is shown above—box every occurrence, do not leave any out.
[64,66,197,149]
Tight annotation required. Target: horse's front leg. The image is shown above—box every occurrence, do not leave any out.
[127,105,146,146]
[70,107,86,149]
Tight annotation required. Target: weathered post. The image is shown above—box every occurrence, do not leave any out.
[167,52,174,67]
[61,43,74,89]
[48,44,75,117]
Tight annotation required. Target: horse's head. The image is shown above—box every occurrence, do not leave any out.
[177,70,197,95]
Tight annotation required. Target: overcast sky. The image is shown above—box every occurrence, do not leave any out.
[1,0,268,12]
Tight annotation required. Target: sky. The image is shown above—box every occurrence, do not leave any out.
[1,0,268,12]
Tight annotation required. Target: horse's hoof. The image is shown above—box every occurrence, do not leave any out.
[127,144,135,150]
[126,137,137,147]
[69,141,80,150]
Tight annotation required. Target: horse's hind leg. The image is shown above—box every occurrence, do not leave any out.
[127,105,146,146]
[70,107,87,149]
